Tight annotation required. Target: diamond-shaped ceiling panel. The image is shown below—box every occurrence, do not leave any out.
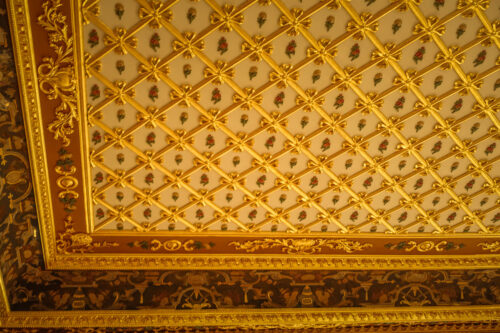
[82,0,499,235]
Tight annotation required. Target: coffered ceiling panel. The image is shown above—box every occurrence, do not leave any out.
[7,0,500,269]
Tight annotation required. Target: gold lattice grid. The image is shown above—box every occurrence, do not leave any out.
[82,0,499,234]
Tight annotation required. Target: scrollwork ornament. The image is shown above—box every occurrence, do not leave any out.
[229,238,372,254]
[37,0,78,147]
[385,240,464,252]
[56,217,118,254]
[477,241,500,252]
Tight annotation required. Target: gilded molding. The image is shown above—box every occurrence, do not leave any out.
[7,0,58,264]
[2,325,500,333]
[1,306,499,328]
[47,254,500,270]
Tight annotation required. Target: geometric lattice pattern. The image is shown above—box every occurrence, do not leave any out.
[84,0,499,234]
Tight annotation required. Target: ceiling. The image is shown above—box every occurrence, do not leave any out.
[82,0,499,235]
[1,0,500,330]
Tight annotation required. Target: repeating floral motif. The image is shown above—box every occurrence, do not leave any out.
[149,85,159,101]
[285,40,296,58]
[434,0,445,10]
[413,47,425,63]
[116,60,125,74]
[334,94,344,108]
[150,33,160,51]
[249,66,258,80]
[456,24,466,39]
[392,19,401,34]
[88,29,99,48]
[473,50,486,67]
[115,3,124,19]
[274,91,285,107]
[117,109,125,121]
[90,84,100,100]
[265,135,275,149]
[325,15,335,32]
[187,7,197,24]
[217,37,228,55]
[349,43,360,61]
[434,75,443,89]
[257,12,267,28]
[312,69,321,83]
[451,98,463,113]
[394,96,405,111]
[211,88,221,104]
[183,64,191,78]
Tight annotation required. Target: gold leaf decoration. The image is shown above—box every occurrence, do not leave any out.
[477,241,500,252]
[139,0,172,28]
[332,66,362,91]
[279,8,312,36]
[37,0,77,147]
[435,46,466,70]
[233,88,262,110]
[169,84,200,108]
[172,32,205,59]
[453,73,483,95]
[56,217,118,253]
[371,43,402,68]
[203,60,235,85]
[241,35,273,61]
[104,28,138,55]
[229,238,373,254]
[269,64,299,88]
[306,39,337,65]
[393,70,423,93]
[210,4,244,32]
[104,81,136,105]
[138,57,170,82]
[346,12,379,40]
[296,89,325,112]
[413,16,445,43]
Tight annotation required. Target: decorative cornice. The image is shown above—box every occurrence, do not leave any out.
[46,254,500,270]
[1,306,500,328]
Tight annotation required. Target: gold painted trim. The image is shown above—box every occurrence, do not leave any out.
[49,253,500,270]
[1,306,500,328]
[7,0,58,267]
[0,272,499,330]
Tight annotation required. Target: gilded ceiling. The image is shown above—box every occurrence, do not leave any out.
[1,0,500,330]
[81,0,499,235]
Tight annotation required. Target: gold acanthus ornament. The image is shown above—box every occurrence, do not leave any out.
[210,4,243,32]
[56,217,118,254]
[229,238,372,254]
[477,242,500,253]
[37,0,77,147]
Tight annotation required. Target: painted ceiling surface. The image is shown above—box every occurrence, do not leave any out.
[83,0,500,235]
[0,0,500,330]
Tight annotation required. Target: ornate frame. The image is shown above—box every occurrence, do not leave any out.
[1,274,499,329]
[1,0,500,328]
[6,0,500,270]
